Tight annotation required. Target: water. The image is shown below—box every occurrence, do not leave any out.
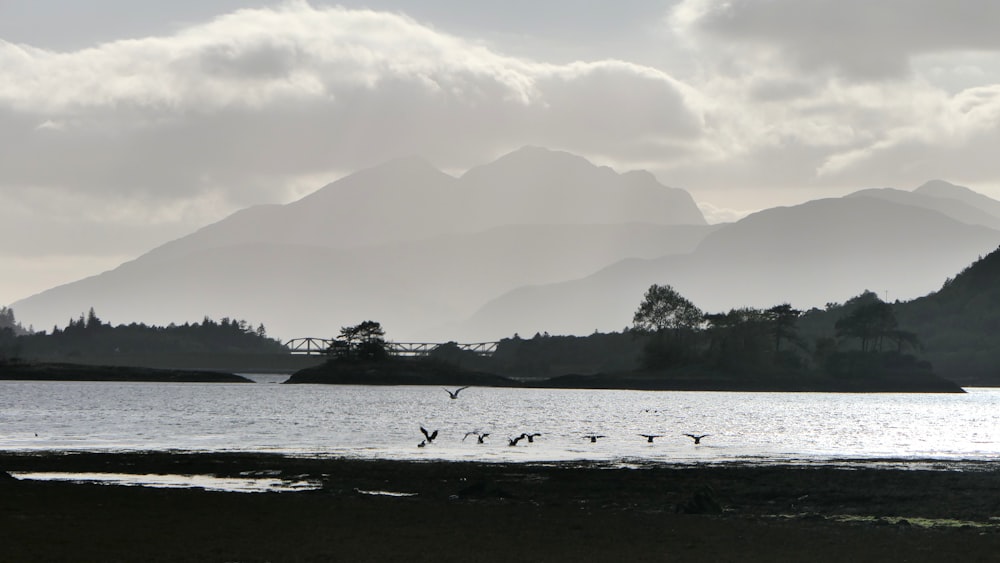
[2,379,999,466]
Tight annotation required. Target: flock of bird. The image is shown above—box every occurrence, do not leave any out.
[418,387,712,448]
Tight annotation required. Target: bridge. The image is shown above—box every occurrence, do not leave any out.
[284,337,499,357]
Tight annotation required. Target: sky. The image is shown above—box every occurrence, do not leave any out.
[3,0,1000,306]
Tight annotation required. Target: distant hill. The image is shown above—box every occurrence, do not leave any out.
[12,147,709,340]
[845,186,1000,230]
[457,195,1000,340]
[914,179,1000,221]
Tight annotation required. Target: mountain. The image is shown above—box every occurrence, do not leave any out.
[456,146,705,227]
[845,184,1000,230]
[914,179,1000,221]
[12,148,711,340]
[456,195,1000,340]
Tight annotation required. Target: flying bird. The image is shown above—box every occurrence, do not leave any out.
[420,426,439,443]
[464,431,490,444]
[584,435,606,443]
[640,434,662,443]
[524,432,541,443]
[684,433,710,444]
[508,434,527,446]
[444,386,470,399]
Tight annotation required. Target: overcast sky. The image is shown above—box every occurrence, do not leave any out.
[3,0,1000,306]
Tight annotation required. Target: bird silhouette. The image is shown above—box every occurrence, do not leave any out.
[464,431,490,444]
[444,386,470,399]
[524,432,541,443]
[640,434,662,443]
[684,433,710,444]
[508,434,527,446]
[420,426,439,443]
[584,435,606,443]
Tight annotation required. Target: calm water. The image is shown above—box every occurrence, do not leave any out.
[2,377,999,466]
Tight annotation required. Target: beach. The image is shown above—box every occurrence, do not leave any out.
[2,452,999,562]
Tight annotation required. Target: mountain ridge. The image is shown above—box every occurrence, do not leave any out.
[12,147,710,339]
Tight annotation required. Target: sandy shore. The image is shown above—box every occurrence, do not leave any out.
[2,452,999,562]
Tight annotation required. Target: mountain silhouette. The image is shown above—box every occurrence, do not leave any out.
[456,194,1000,340]
[845,185,1000,230]
[14,149,1000,344]
[12,147,708,340]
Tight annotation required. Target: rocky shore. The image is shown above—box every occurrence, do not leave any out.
[284,357,966,393]
[2,451,998,561]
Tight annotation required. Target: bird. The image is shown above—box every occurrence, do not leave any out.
[508,434,527,446]
[444,386,470,399]
[640,434,662,443]
[584,435,606,443]
[464,431,490,444]
[420,426,438,443]
[524,432,541,443]
[684,433,710,444]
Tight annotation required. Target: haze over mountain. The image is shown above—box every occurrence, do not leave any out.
[457,187,1000,340]
[845,181,1000,231]
[13,150,1000,343]
[12,147,710,340]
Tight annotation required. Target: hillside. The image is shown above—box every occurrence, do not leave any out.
[894,246,1000,385]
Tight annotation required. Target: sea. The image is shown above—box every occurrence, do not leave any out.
[3,375,999,468]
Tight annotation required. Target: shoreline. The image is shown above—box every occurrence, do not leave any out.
[3,451,999,561]
[2,357,969,392]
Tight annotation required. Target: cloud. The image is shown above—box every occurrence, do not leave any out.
[672,0,1000,79]
[695,201,756,224]
[653,0,1000,197]
[0,2,702,207]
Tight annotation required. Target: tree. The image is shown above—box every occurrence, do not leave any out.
[765,304,802,353]
[633,284,703,368]
[703,307,769,369]
[335,320,388,361]
[633,284,703,334]
[0,306,28,336]
[835,300,898,352]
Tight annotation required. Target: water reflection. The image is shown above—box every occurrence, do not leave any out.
[1,381,998,465]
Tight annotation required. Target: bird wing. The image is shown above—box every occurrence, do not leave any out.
[421,426,431,439]
[429,430,438,441]
[463,431,474,441]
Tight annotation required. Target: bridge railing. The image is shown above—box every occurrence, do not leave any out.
[284,338,498,357]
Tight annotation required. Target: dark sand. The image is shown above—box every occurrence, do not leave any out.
[2,452,999,562]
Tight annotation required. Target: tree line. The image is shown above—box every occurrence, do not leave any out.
[3,308,286,363]
[631,284,927,378]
